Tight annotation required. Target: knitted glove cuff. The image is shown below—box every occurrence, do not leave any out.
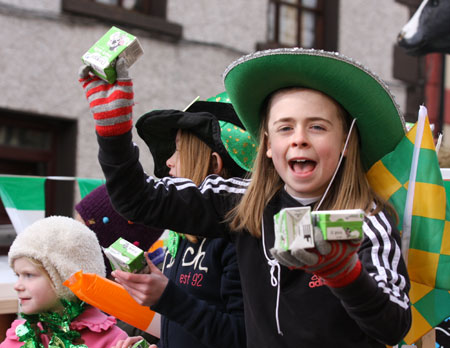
[321,259,362,288]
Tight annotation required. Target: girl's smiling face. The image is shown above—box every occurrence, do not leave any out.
[13,257,62,314]
[265,88,347,198]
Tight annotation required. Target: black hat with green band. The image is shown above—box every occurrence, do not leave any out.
[136,92,257,178]
[223,48,406,170]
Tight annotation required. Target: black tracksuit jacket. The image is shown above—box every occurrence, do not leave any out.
[98,131,412,348]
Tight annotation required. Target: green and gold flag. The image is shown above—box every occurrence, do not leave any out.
[367,106,450,345]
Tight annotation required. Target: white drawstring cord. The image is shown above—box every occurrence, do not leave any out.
[316,118,357,211]
[259,119,357,336]
[261,221,284,336]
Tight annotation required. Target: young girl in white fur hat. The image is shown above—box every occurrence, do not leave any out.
[79,48,411,347]
[1,216,128,348]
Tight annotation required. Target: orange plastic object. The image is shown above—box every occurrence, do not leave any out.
[148,239,164,253]
[64,271,160,336]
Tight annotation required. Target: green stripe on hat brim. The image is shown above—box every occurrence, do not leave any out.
[223,48,406,170]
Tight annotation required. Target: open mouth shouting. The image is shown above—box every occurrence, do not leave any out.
[289,158,317,175]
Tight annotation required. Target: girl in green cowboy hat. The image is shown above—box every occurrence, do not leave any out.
[79,49,411,348]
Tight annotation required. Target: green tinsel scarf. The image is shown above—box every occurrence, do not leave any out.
[16,299,87,348]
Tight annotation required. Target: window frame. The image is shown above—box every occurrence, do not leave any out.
[258,0,338,51]
[62,0,182,40]
[0,110,77,254]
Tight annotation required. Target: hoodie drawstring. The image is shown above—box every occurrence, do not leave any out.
[261,221,284,336]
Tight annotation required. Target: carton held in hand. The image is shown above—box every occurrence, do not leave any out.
[104,237,149,273]
[274,207,315,251]
[312,209,365,241]
[131,339,150,348]
[82,26,144,83]
[274,207,364,252]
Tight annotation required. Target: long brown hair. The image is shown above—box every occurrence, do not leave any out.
[228,88,398,237]
[176,130,231,242]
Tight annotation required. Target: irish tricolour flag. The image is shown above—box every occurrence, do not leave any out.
[0,175,46,234]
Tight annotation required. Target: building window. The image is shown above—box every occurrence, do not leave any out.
[0,111,77,254]
[92,0,165,17]
[62,0,182,40]
[0,125,52,152]
[259,0,338,51]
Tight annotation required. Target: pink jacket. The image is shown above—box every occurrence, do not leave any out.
[0,306,128,348]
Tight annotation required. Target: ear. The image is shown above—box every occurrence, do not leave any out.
[211,152,224,174]
[265,132,273,158]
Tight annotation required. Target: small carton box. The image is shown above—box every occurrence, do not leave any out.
[311,209,364,241]
[82,26,144,83]
[273,206,314,251]
[131,339,149,348]
[103,237,148,273]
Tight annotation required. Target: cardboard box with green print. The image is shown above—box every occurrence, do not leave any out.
[273,207,365,251]
[103,237,148,274]
[273,206,315,251]
[311,209,364,241]
[82,26,144,83]
[131,339,150,348]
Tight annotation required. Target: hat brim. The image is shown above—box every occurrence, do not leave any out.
[136,102,248,178]
[223,48,406,170]
[136,109,222,177]
[186,100,245,129]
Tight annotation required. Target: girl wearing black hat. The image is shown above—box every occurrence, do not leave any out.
[116,93,254,348]
[80,50,411,348]
[80,60,251,348]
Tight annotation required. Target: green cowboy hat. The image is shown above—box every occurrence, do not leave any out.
[136,92,257,178]
[223,48,406,170]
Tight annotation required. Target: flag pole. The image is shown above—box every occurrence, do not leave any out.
[401,105,427,264]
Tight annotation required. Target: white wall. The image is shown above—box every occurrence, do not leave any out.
[168,0,267,53]
[0,1,255,179]
[0,0,410,181]
[339,0,411,116]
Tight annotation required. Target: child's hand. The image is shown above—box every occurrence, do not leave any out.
[112,252,169,307]
[111,336,144,348]
[78,57,134,137]
[271,227,363,288]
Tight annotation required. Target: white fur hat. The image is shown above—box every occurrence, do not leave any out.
[8,215,106,301]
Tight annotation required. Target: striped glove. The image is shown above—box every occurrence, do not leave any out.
[271,227,363,288]
[79,58,134,137]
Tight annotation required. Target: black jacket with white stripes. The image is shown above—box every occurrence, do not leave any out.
[97,131,411,348]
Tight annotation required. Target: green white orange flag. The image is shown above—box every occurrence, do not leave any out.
[367,106,450,345]
[77,177,105,199]
[0,175,46,234]
[0,176,105,234]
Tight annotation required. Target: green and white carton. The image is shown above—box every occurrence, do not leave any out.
[311,209,364,241]
[82,26,144,83]
[273,206,314,251]
[131,339,150,348]
[103,237,148,273]
[273,207,365,251]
